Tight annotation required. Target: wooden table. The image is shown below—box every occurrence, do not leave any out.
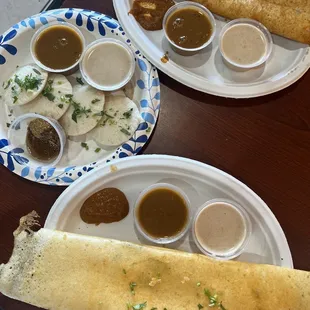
[1,1,310,309]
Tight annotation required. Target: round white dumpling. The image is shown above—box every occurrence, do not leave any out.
[18,74,72,120]
[59,85,105,136]
[88,95,143,146]
[2,64,48,106]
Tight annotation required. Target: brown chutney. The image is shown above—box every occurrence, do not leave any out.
[165,7,213,49]
[80,188,129,225]
[26,118,60,161]
[137,188,188,238]
[34,25,83,70]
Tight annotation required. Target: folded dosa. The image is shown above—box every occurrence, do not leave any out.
[0,226,310,309]
[192,0,310,44]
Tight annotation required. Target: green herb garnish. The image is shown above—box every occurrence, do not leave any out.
[4,79,11,89]
[58,104,64,109]
[65,94,73,98]
[42,80,55,102]
[123,269,127,274]
[81,142,89,150]
[95,148,101,153]
[131,302,147,310]
[76,77,84,85]
[150,308,157,310]
[121,128,131,136]
[146,127,151,133]
[197,282,201,287]
[71,100,92,123]
[6,123,10,128]
[14,74,42,91]
[129,282,137,295]
[13,95,18,103]
[57,81,63,85]
[33,68,41,75]
[123,108,133,119]
[198,304,204,309]
[91,98,100,104]
[204,289,226,309]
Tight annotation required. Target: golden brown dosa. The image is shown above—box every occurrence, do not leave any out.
[0,224,310,309]
[192,0,310,44]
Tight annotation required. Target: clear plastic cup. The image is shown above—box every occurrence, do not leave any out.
[80,38,135,91]
[193,198,252,260]
[30,21,86,73]
[219,18,273,70]
[163,1,216,56]
[8,113,66,168]
[134,183,191,244]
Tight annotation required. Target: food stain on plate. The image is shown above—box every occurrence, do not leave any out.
[161,51,169,63]
[80,188,129,225]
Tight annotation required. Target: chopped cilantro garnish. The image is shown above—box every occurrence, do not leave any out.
[42,80,55,102]
[58,104,64,109]
[71,100,92,123]
[14,74,42,91]
[57,81,63,85]
[129,302,147,310]
[123,269,127,274]
[204,289,226,309]
[33,68,41,75]
[4,79,11,89]
[129,282,137,295]
[13,95,18,103]
[6,123,10,128]
[197,282,201,287]
[76,77,84,85]
[95,148,101,153]
[146,127,151,133]
[120,128,131,136]
[91,98,100,104]
[123,108,133,119]
[150,308,157,310]
[198,304,204,309]
[81,142,89,150]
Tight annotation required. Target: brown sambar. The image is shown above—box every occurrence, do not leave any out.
[137,188,188,238]
[165,7,213,49]
[34,25,83,70]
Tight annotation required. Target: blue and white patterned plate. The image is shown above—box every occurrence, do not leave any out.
[0,8,160,186]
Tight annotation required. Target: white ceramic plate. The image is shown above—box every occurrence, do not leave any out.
[0,9,160,185]
[113,0,310,98]
[45,155,293,268]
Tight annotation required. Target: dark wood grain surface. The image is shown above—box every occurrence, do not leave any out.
[1,1,310,309]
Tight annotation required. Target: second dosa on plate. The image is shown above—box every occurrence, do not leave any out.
[192,0,310,44]
[0,213,310,310]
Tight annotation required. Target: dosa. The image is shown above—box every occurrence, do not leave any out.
[192,0,310,44]
[0,214,309,309]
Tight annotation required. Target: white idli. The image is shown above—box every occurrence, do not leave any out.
[59,85,105,136]
[18,74,72,120]
[89,95,142,146]
[2,64,48,106]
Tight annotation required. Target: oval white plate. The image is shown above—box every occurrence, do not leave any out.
[0,8,160,185]
[45,155,293,268]
[113,0,310,98]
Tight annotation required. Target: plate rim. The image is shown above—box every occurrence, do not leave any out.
[113,0,310,99]
[45,154,294,268]
[0,8,160,186]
